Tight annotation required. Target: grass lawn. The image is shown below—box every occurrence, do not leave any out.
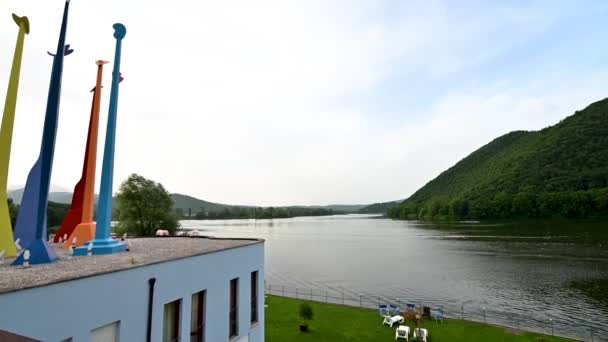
[265,296,573,342]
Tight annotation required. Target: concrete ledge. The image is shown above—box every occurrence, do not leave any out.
[0,236,263,294]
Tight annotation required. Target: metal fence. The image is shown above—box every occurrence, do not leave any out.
[264,283,606,342]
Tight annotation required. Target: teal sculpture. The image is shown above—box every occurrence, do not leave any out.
[74,23,127,256]
[12,0,73,266]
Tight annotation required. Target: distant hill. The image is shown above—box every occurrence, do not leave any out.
[389,98,608,220]
[171,193,365,215]
[171,193,253,215]
[293,204,366,212]
[7,189,368,217]
[358,201,399,214]
[7,189,82,205]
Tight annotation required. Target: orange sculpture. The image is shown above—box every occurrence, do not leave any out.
[55,60,107,247]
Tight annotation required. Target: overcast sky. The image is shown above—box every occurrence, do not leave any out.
[1,0,607,206]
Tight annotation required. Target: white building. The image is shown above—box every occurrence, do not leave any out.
[0,236,264,342]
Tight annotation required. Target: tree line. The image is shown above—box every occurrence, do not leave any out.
[7,173,343,238]
[184,206,339,220]
[388,188,608,221]
[8,199,71,232]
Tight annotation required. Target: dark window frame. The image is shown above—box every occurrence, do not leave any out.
[229,278,239,338]
[164,299,181,342]
[251,271,258,324]
[190,290,206,342]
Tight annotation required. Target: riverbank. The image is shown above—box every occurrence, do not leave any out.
[266,296,573,341]
[180,215,608,337]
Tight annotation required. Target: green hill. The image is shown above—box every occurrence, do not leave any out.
[389,98,608,220]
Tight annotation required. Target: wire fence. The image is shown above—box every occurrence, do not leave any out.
[264,283,606,342]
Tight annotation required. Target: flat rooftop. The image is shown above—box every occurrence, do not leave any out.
[0,236,263,295]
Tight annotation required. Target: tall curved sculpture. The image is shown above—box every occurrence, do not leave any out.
[0,14,29,258]
[13,0,72,265]
[55,60,107,248]
[74,23,127,256]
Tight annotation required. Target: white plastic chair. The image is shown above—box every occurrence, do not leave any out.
[413,328,428,342]
[395,325,410,340]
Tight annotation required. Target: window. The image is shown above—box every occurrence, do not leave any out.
[251,271,258,324]
[190,290,206,342]
[229,278,239,338]
[163,299,181,342]
[90,321,119,342]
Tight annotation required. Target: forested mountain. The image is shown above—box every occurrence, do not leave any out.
[389,98,608,220]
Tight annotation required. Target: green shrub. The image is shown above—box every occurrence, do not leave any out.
[299,303,314,323]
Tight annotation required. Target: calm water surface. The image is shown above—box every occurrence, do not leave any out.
[181,215,608,340]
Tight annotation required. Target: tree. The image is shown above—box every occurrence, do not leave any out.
[299,303,314,332]
[114,174,180,236]
[47,201,70,227]
[8,198,18,230]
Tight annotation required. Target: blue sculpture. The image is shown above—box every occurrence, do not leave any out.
[74,23,127,256]
[12,0,73,266]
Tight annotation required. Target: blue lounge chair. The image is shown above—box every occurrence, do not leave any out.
[379,304,389,317]
[389,304,401,315]
[406,303,416,313]
[430,309,444,323]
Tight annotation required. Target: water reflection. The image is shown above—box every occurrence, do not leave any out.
[181,215,608,339]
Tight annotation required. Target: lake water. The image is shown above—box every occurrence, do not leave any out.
[181,215,608,340]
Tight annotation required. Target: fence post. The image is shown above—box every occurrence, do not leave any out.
[483,307,486,323]
[550,318,553,336]
[360,295,362,307]
[342,292,344,305]
[378,296,381,307]
[325,290,328,303]
[461,305,463,319]
[310,288,313,300]
[295,288,298,299]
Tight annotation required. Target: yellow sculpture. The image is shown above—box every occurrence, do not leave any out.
[0,14,30,257]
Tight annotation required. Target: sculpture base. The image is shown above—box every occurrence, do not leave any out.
[0,204,17,257]
[0,232,17,257]
[63,222,95,249]
[73,238,127,256]
[11,239,58,266]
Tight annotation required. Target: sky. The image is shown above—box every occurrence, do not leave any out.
[0,0,607,206]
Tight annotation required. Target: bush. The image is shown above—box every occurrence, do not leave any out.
[299,303,314,321]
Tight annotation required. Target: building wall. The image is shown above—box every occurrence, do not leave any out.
[0,242,265,342]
